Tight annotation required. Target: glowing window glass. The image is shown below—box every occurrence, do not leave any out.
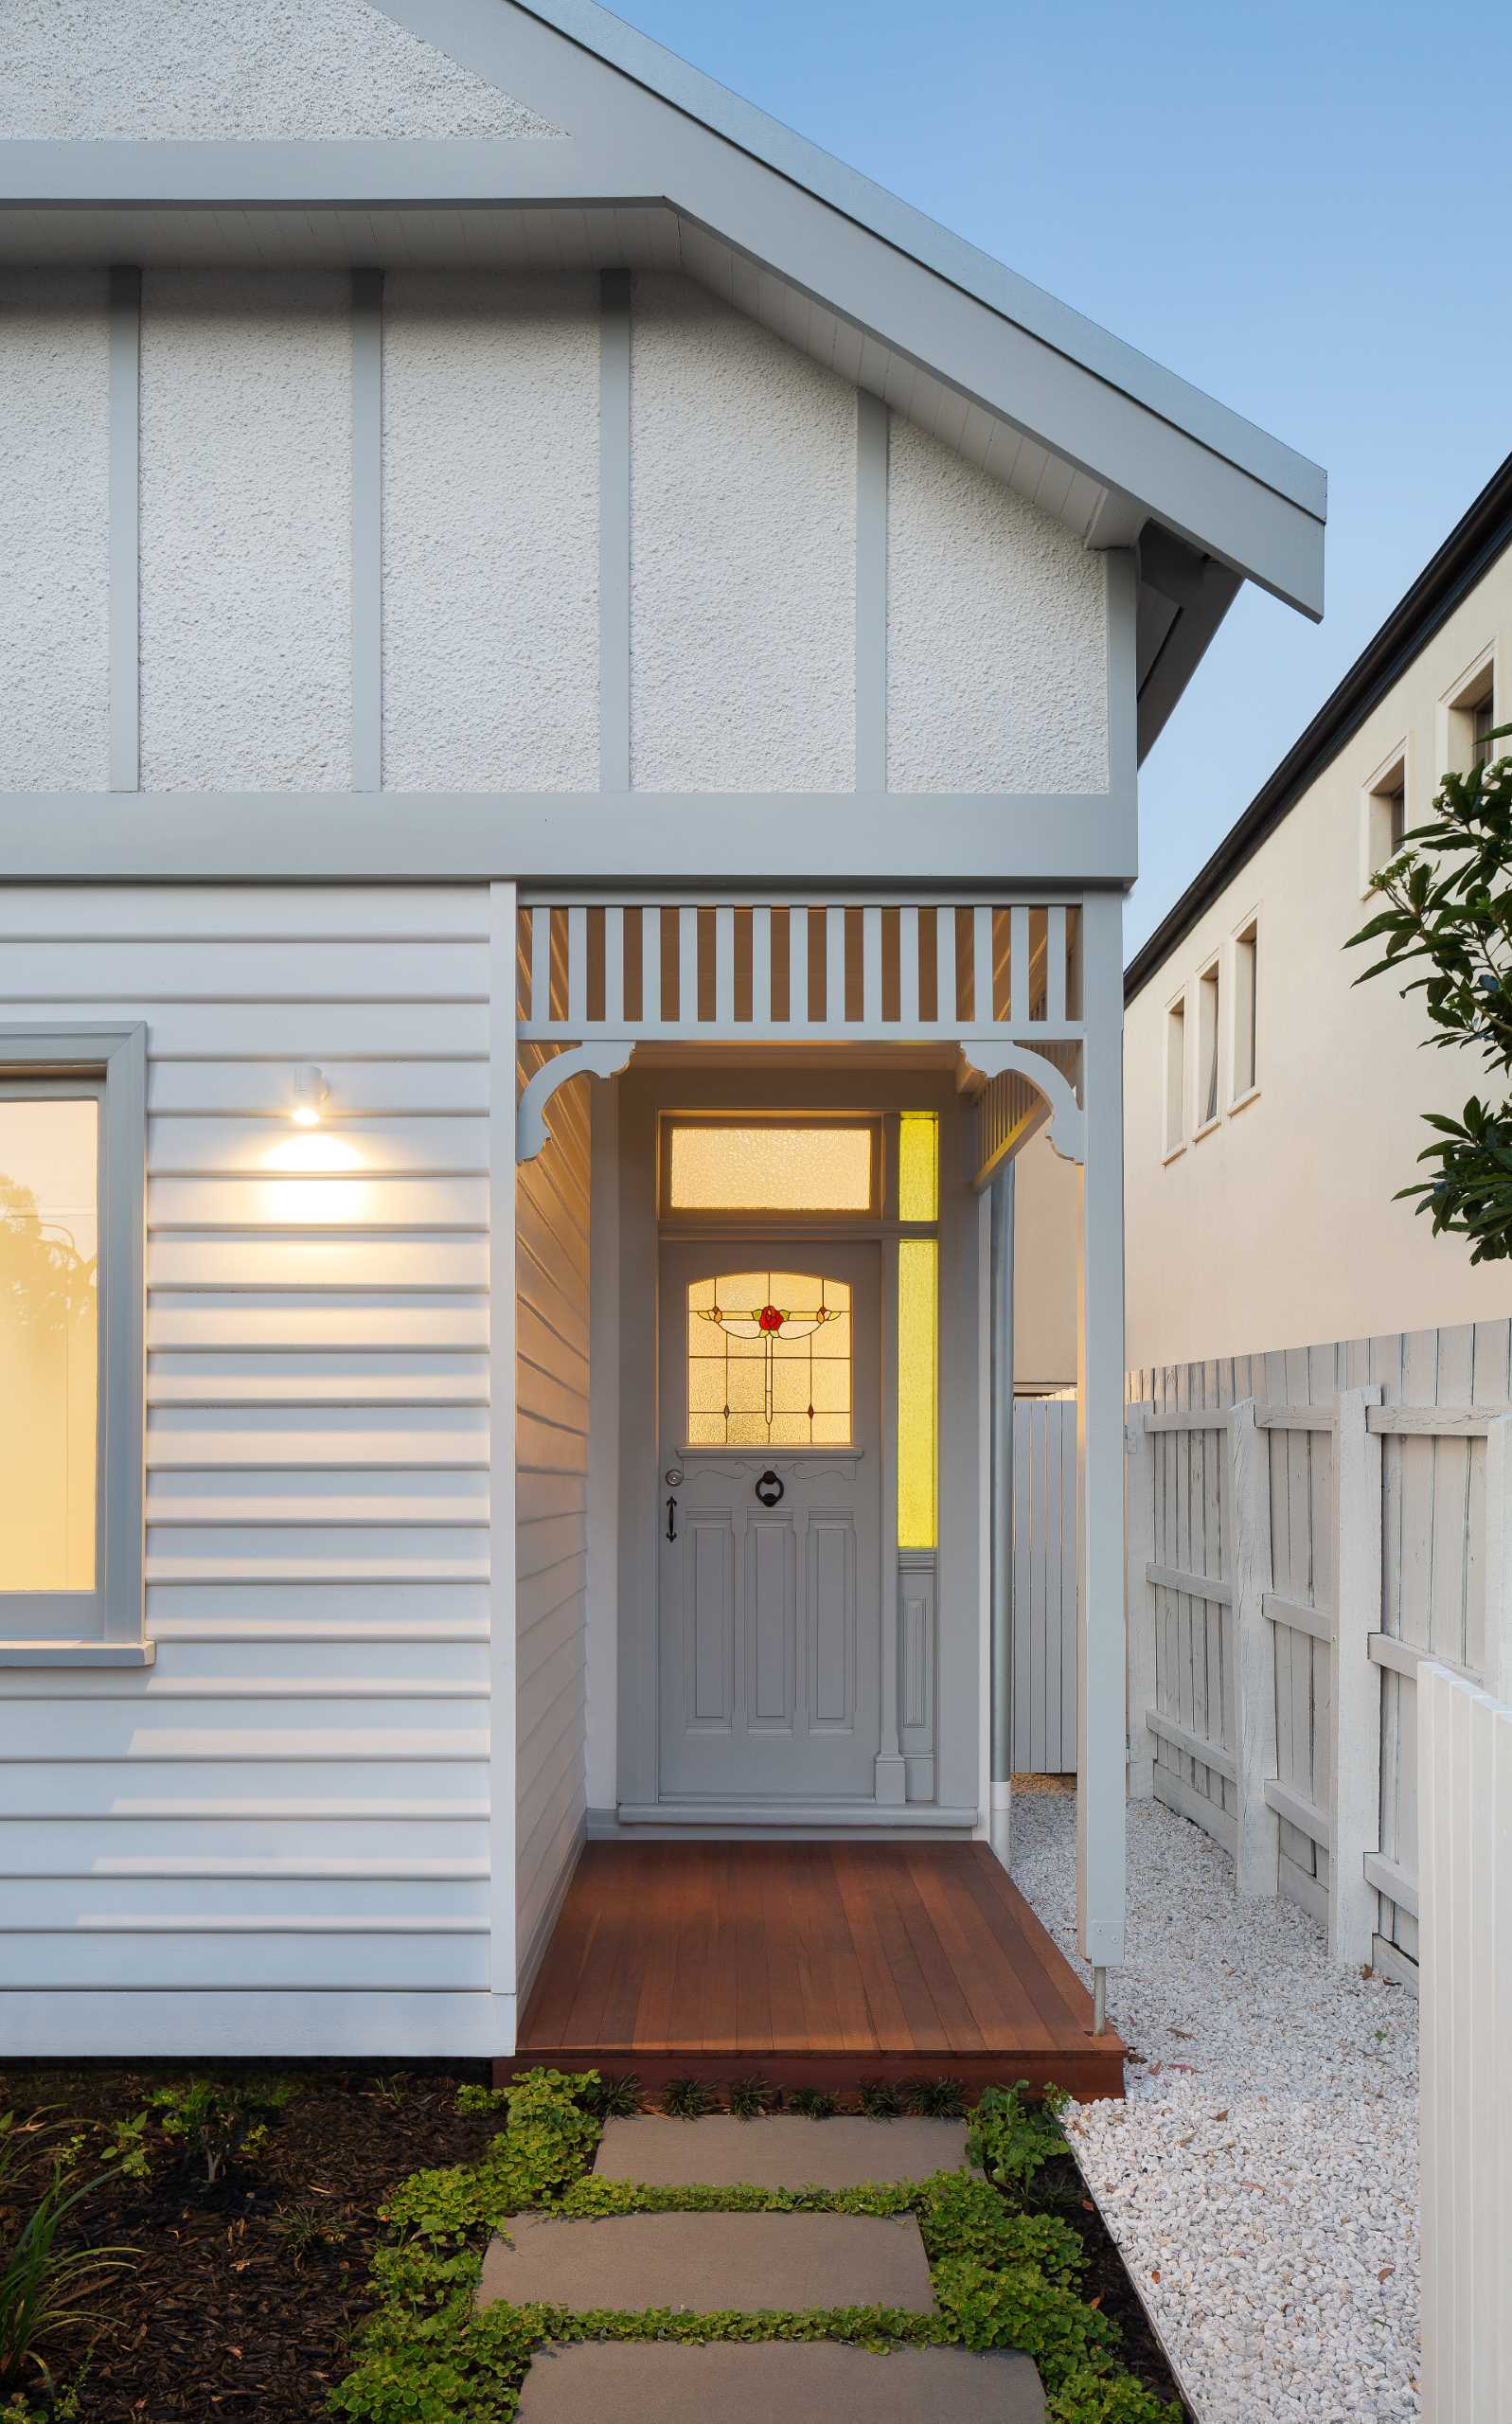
[0,1099,98,1592]
[667,1124,874,1214]
[897,1238,937,1549]
[686,1272,852,1448]
[898,1113,938,1222]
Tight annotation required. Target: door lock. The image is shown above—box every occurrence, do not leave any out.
[754,1470,786,1507]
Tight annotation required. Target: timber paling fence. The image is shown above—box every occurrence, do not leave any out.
[1126,1323,1512,1980]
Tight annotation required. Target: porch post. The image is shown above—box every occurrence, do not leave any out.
[988,1165,1015,1865]
[1075,887,1127,1977]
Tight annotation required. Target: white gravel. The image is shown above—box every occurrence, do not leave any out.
[1011,1791,1419,2424]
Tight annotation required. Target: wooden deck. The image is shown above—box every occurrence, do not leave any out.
[512,1841,1124,2100]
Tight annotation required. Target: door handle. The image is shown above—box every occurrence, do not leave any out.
[666,1494,678,1542]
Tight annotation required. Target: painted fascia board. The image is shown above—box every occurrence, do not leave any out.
[382,0,1325,529]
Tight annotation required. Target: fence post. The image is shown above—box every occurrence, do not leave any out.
[1331,1383,1382,1966]
[1483,1410,1512,1705]
[1125,1401,1156,1799]
[1230,1397,1279,1897]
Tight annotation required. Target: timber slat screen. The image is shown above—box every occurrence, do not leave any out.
[513,1841,1124,2100]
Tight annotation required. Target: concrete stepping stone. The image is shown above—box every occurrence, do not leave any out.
[477,2211,934,2315]
[593,2115,969,2190]
[517,2341,1045,2423]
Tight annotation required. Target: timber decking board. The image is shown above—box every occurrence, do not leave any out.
[514,1842,1124,2099]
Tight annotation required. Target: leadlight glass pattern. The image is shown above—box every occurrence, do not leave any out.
[686,1271,852,1447]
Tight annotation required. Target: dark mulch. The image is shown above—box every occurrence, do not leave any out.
[0,2064,1188,2422]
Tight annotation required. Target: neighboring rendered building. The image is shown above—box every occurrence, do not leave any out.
[0,0,1323,2062]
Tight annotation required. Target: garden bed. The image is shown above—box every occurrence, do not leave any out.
[0,2063,1187,2422]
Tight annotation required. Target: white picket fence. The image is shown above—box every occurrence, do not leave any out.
[1127,1324,1512,1976]
[1012,1396,1078,1773]
[1418,1661,1512,2423]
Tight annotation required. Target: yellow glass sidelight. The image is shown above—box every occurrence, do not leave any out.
[0,1098,99,1591]
[686,1271,852,1448]
[897,1111,938,1221]
[896,1237,938,1549]
[667,1123,874,1213]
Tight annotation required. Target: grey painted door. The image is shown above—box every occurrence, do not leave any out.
[657,1238,881,1803]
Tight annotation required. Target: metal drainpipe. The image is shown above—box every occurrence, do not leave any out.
[988,1164,1014,1868]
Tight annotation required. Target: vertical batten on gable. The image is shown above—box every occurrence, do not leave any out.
[138,271,352,791]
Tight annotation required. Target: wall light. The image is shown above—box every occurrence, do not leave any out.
[291,1064,329,1128]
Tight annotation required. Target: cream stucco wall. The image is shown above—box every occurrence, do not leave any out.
[1013,1130,1080,1391]
[1124,543,1512,1368]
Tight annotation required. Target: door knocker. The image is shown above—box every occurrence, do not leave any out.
[754,1470,785,1507]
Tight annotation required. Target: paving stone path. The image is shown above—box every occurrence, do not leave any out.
[478,2114,1046,2424]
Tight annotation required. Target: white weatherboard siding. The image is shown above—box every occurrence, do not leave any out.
[0,0,562,139]
[629,273,856,793]
[514,1054,590,1988]
[382,272,599,793]
[0,884,502,2054]
[886,417,1109,794]
[0,271,109,791]
[139,273,352,793]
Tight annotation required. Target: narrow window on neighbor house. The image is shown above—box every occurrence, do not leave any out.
[1165,996,1186,1153]
[1234,925,1258,1097]
[1473,689,1496,770]
[1364,751,1409,884]
[1447,662,1496,778]
[1197,963,1220,1129]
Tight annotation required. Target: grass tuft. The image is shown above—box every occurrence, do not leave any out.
[726,2076,774,2121]
[659,2077,714,2120]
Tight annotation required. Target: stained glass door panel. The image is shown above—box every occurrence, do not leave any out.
[657,1238,881,1804]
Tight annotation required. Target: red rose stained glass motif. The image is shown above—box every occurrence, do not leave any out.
[757,1304,784,1333]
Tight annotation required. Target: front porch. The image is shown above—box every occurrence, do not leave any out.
[514,1840,1125,2100]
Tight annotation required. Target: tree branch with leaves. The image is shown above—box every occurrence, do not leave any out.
[1347,727,1512,1261]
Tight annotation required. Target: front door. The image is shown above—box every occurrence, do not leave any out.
[657,1239,881,1803]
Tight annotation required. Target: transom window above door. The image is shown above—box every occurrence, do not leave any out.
[686,1271,852,1448]
[664,1120,879,1218]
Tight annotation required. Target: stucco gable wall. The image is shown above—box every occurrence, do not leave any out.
[0,266,1112,800]
[0,0,562,139]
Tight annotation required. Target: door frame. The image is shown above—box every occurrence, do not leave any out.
[611,1057,985,1827]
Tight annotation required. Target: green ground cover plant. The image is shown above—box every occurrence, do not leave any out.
[329,2070,1181,2424]
[0,2115,134,2412]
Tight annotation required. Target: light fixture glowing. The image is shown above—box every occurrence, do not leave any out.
[291,1065,329,1128]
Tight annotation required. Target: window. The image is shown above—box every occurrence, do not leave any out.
[686,1271,852,1447]
[1363,747,1409,884]
[1444,652,1497,780]
[1164,995,1186,1154]
[1196,963,1220,1130]
[896,1112,938,1551]
[0,1027,147,1663]
[1233,923,1258,1099]
[665,1120,877,1216]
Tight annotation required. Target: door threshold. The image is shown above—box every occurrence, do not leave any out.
[615,1801,980,1828]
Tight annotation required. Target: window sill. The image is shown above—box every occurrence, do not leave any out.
[1228,1086,1261,1116]
[0,1640,155,1668]
[1192,1114,1222,1144]
[1161,1141,1186,1166]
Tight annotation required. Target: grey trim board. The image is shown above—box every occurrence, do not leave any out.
[597,267,631,792]
[0,793,1138,885]
[350,268,384,794]
[107,265,140,794]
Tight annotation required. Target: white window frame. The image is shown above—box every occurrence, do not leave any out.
[1163,989,1187,1161]
[0,1025,149,1667]
[1361,738,1411,897]
[1230,913,1260,1110]
[1193,955,1222,1139]
[1439,640,1500,780]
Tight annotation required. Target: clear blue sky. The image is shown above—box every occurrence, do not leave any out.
[618,0,1511,952]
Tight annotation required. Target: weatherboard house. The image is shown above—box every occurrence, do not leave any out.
[0,0,1324,2082]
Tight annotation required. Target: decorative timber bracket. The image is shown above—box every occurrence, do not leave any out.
[517,1040,636,1163]
[958,1040,1084,1168]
